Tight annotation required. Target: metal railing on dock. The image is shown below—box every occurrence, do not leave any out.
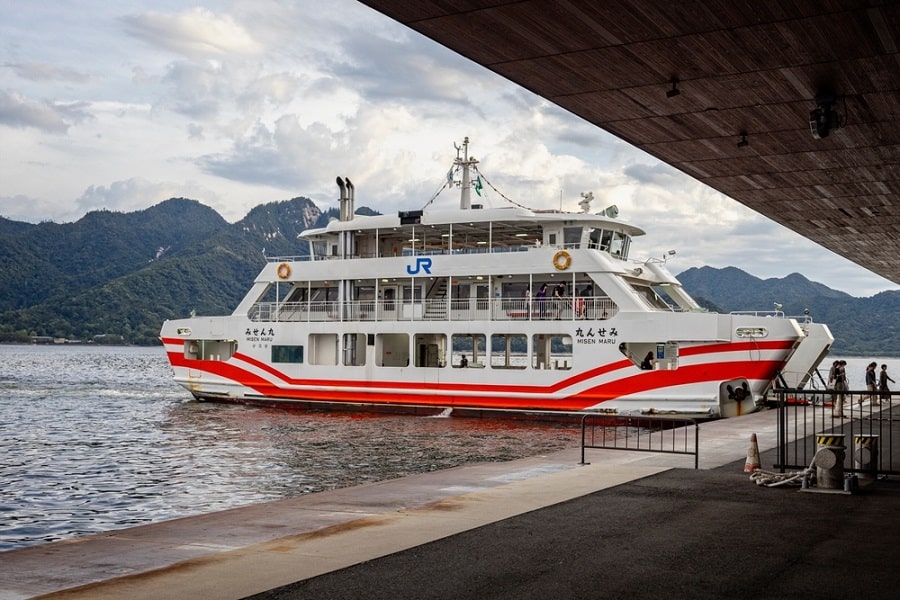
[774,389,896,477]
[580,414,700,469]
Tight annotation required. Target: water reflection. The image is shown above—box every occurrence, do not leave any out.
[0,345,579,551]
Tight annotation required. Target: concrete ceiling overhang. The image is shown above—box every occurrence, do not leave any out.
[360,1,900,288]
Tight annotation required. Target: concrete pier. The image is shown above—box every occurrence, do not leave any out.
[2,407,899,600]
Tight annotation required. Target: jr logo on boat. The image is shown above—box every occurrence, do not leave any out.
[406,257,433,275]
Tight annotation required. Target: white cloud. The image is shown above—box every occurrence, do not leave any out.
[73,178,220,218]
[122,7,262,59]
[0,90,91,133]
[3,61,89,83]
[0,0,895,298]
[0,194,64,223]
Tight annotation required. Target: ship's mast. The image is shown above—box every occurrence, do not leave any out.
[454,137,479,210]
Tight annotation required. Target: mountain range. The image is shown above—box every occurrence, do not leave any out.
[1,198,897,355]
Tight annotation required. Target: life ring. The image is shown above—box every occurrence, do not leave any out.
[552,250,571,271]
[276,262,291,279]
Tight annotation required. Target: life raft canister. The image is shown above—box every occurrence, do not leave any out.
[277,262,291,279]
[552,250,571,271]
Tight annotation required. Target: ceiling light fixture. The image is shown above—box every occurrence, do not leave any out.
[809,91,842,139]
[666,77,680,98]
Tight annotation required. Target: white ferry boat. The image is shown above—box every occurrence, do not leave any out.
[160,138,831,418]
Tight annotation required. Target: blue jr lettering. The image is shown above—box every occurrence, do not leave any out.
[406,257,433,275]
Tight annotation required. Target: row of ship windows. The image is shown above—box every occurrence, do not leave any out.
[277,332,574,370]
[185,333,576,371]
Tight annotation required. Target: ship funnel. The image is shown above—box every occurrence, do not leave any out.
[337,176,352,222]
[346,177,354,220]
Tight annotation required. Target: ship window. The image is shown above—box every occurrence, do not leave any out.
[563,227,582,248]
[736,327,768,338]
[452,333,485,368]
[598,229,612,252]
[285,287,307,302]
[309,334,338,365]
[402,285,423,302]
[272,345,304,363]
[451,283,471,312]
[634,285,672,310]
[376,333,409,367]
[501,282,531,315]
[532,333,572,371]
[609,233,625,258]
[185,339,236,361]
[490,334,527,369]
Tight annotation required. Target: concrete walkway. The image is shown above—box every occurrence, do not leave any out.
[2,406,897,600]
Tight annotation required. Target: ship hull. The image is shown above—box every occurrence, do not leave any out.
[161,311,801,419]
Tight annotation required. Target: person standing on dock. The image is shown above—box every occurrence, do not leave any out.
[866,362,878,404]
[879,364,894,405]
[827,360,838,389]
[833,360,847,417]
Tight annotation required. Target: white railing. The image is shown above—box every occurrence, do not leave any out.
[247,296,620,323]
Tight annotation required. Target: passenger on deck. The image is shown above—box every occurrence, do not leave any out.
[459,354,468,368]
[536,284,548,319]
[640,351,654,370]
[553,282,566,319]
[581,285,593,318]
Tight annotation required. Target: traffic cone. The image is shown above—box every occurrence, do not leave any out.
[744,433,761,473]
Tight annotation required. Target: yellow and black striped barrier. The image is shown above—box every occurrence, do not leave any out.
[815,434,846,448]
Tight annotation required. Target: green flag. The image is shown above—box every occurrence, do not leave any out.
[474,176,483,196]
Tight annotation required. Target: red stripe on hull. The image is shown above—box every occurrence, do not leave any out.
[165,350,788,412]
[162,336,794,398]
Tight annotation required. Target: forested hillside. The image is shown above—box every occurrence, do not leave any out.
[677,267,900,356]
[0,197,333,344]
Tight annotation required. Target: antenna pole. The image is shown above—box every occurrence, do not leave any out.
[457,137,478,210]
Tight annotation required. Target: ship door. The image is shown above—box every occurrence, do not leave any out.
[475,284,489,311]
[343,333,366,366]
[381,287,397,319]
[415,334,447,368]
[534,334,550,370]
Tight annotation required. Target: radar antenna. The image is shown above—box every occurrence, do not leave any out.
[579,192,593,213]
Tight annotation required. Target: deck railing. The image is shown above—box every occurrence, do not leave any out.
[248,296,620,323]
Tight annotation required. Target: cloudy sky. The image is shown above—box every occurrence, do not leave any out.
[1,0,896,298]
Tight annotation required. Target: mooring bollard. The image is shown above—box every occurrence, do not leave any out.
[814,434,846,489]
[854,434,879,480]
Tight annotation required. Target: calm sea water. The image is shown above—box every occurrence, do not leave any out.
[0,345,582,552]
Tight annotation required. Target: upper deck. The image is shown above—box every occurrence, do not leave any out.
[236,139,700,321]
[300,206,644,262]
